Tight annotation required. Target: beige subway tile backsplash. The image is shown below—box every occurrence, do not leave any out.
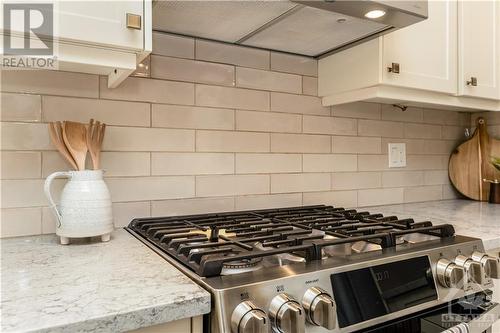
[235,153,302,174]
[152,197,235,216]
[152,104,234,130]
[270,52,317,76]
[271,133,330,153]
[152,152,234,175]
[303,116,357,135]
[196,175,269,197]
[332,172,381,190]
[107,176,195,202]
[197,130,270,152]
[2,70,98,98]
[103,127,195,152]
[1,122,51,150]
[236,67,301,94]
[404,185,443,203]
[358,155,390,172]
[424,170,450,185]
[358,119,404,138]
[423,109,469,126]
[442,126,466,140]
[1,179,58,208]
[151,55,235,86]
[196,85,269,111]
[404,123,441,139]
[332,136,381,154]
[271,173,330,193]
[381,105,423,123]
[42,96,150,127]
[152,32,195,59]
[196,40,270,70]
[1,207,42,237]
[236,110,301,133]
[112,201,151,228]
[271,92,330,116]
[1,151,41,179]
[302,77,318,96]
[100,76,194,105]
[332,102,381,120]
[382,171,424,188]
[302,154,357,172]
[303,190,357,208]
[1,93,41,122]
[358,188,404,206]
[235,193,302,210]
[1,32,471,238]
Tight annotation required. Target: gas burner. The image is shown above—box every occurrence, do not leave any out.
[127,205,455,277]
[221,257,263,276]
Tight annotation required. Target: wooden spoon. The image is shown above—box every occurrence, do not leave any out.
[62,121,88,171]
[48,121,78,170]
[87,119,106,170]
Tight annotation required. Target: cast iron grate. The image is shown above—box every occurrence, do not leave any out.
[126,205,454,277]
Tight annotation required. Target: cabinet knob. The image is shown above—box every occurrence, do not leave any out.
[466,77,478,86]
[387,62,400,74]
[126,13,142,30]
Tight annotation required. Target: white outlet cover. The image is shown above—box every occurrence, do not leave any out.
[388,143,406,168]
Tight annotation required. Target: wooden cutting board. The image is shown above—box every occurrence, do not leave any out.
[449,117,500,201]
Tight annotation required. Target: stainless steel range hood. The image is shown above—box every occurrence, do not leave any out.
[152,0,427,58]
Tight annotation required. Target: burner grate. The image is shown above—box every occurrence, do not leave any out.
[127,205,455,277]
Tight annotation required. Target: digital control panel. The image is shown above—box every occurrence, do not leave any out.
[330,256,437,327]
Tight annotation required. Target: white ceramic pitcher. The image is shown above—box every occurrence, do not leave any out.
[44,170,113,245]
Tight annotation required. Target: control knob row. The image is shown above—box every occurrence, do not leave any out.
[231,287,336,333]
[436,252,500,289]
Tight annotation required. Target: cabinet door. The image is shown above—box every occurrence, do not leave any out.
[458,0,500,100]
[57,1,144,51]
[381,0,457,94]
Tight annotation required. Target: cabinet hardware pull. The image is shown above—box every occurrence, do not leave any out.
[466,77,478,86]
[126,13,142,30]
[387,62,400,74]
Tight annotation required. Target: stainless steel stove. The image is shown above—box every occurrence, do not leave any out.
[126,205,500,333]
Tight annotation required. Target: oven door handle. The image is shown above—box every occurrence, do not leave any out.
[442,302,500,333]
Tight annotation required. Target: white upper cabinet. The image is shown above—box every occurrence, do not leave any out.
[1,1,152,88]
[319,0,500,111]
[382,0,457,94]
[458,0,500,100]
[57,1,145,51]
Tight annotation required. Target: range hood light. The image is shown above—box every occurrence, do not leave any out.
[364,10,386,19]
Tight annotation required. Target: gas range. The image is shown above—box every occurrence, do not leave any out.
[126,205,500,333]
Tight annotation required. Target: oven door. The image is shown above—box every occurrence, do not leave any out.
[361,292,500,333]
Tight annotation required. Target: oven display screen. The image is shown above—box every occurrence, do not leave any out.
[331,256,437,328]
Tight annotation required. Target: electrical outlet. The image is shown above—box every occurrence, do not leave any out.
[388,143,406,168]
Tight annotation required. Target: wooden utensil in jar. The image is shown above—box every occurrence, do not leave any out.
[87,119,106,170]
[62,121,88,171]
[48,121,78,170]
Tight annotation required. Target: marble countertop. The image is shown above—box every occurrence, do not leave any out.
[369,199,500,250]
[0,229,211,333]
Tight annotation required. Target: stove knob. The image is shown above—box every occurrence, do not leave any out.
[472,252,500,279]
[269,293,305,333]
[302,287,336,329]
[231,301,269,333]
[455,255,485,285]
[436,258,465,289]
